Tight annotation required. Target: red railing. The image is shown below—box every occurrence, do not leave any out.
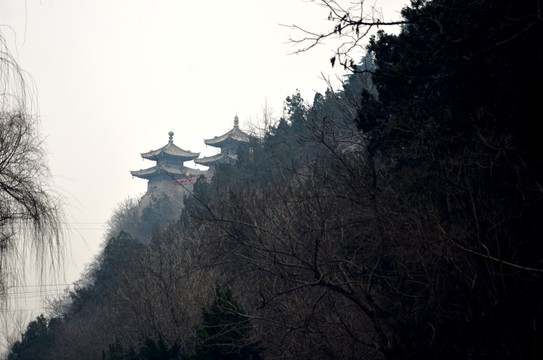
[173,173,213,183]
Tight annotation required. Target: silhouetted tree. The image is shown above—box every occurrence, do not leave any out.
[0,32,64,297]
[8,315,57,360]
[187,287,262,360]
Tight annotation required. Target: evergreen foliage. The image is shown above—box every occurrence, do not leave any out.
[186,288,262,360]
[7,1,542,359]
[8,315,56,360]
[103,336,180,360]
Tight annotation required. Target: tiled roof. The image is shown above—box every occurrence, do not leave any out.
[204,126,250,148]
[194,153,238,165]
[141,142,199,161]
[130,164,204,180]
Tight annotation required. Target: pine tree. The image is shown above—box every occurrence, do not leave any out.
[187,288,262,360]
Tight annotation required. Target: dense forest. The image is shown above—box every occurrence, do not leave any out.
[6,0,543,359]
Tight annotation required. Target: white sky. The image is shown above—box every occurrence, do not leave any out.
[0,0,406,330]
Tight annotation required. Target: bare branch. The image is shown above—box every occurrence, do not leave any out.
[285,0,408,70]
[0,32,65,300]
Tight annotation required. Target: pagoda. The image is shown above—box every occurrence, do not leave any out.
[195,115,251,168]
[131,131,202,192]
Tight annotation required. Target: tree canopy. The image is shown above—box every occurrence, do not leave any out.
[6,0,543,359]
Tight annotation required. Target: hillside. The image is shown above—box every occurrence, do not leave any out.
[6,0,543,359]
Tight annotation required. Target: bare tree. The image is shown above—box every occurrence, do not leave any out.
[246,98,278,138]
[0,310,35,358]
[286,0,407,71]
[183,89,521,358]
[0,33,64,298]
[114,230,217,351]
[104,197,141,241]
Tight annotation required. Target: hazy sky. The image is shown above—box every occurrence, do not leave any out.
[0,0,405,319]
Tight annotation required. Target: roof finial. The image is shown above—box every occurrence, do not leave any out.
[233,114,239,128]
[168,131,174,144]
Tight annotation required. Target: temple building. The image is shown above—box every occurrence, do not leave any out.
[131,131,203,193]
[195,115,251,168]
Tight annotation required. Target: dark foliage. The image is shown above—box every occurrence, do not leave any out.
[186,288,262,360]
[103,336,180,360]
[357,0,543,357]
[8,315,57,360]
[8,1,543,359]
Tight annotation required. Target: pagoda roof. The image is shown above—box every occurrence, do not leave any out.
[141,131,199,162]
[194,153,238,166]
[204,116,250,148]
[130,164,204,180]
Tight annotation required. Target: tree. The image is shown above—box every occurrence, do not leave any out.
[302,0,543,357]
[105,197,141,241]
[187,287,262,360]
[0,32,64,295]
[183,6,543,353]
[139,336,180,360]
[287,0,408,71]
[6,2,541,358]
[8,315,57,360]
[359,2,543,357]
[184,93,396,358]
[103,336,179,360]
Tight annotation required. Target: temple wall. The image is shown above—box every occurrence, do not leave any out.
[137,178,193,219]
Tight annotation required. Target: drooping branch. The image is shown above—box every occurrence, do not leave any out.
[0,31,65,299]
